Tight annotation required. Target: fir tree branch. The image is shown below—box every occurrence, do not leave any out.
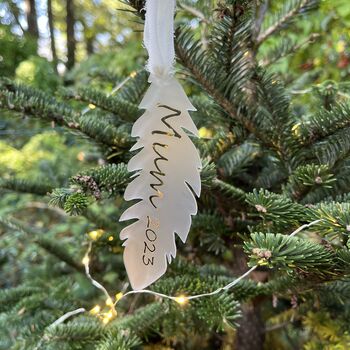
[256,0,313,45]
[0,286,42,313]
[246,189,305,228]
[0,178,53,196]
[83,208,119,232]
[0,79,132,150]
[283,164,336,202]
[213,178,247,201]
[36,236,84,273]
[0,79,75,125]
[70,164,129,198]
[244,232,333,271]
[175,30,277,150]
[254,0,269,40]
[295,102,350,146]
[260,33,320,67]
[218,141,261,178]
[42,318,104,344]
[0,216,84,272]
[24,202,67,216]
[63,87,139,121]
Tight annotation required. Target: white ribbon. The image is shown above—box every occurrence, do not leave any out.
[144,0,176,77]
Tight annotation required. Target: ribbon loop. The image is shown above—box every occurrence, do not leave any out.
[144,0,176,77]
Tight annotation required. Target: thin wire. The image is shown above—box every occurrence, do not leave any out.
[49,219,323,330]
[289,219,321,237]
[114,219,322,305]
[115,265,258,305]
[83,241,117,315]
[223,265,258,290]
[115,289,180,302]
[49,308,86,327]
[109,69,143,96]
[35,308,87,349]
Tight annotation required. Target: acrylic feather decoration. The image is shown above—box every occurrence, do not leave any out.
[119,0,201,290]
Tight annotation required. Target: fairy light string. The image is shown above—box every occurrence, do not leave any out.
[114,265,259,306]
[48,219,322,327]
[114,219,322,306]
[82,235,118,324]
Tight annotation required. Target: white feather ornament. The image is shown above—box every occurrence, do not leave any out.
[120,0,201,290]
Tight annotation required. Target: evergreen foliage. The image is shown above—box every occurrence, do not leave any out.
[1,1,350,349]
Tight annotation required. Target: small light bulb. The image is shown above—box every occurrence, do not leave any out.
[88,229,104,240]
[115,292,123,302]
[108,236,114,241]
[175,295,188,305]
[77,152,85,161]
[106,298,114,307]
[89,305,101,315]
[198,127,213,139]
[102,309,116,324]
[82,256,90,265]
[102,316,110,325]
[89,231,98,240]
